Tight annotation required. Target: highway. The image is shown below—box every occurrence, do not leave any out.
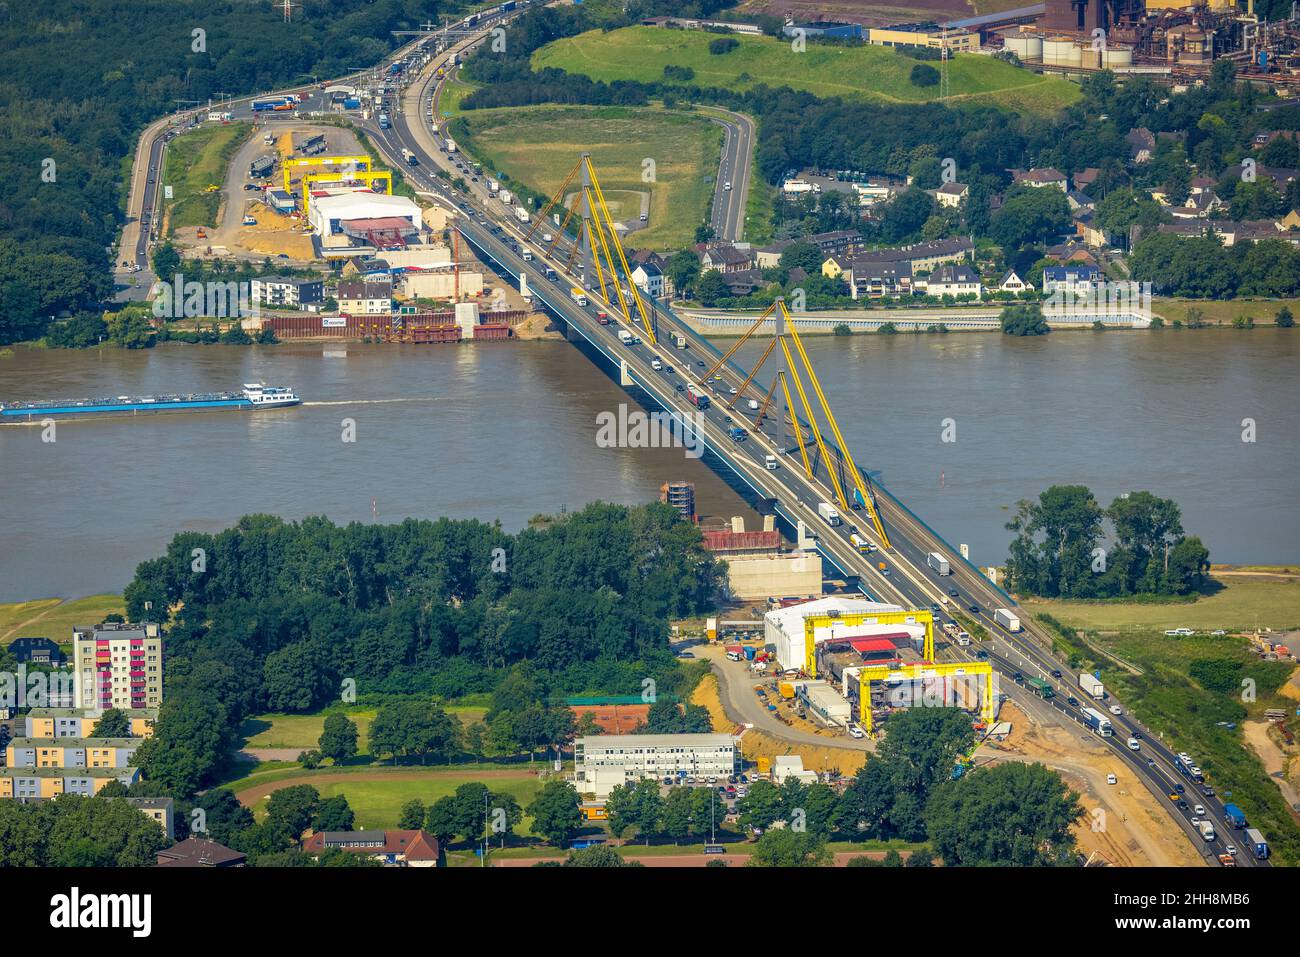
[369,31,1267,868]
[106,6,1265,868]
[703,106,754,242]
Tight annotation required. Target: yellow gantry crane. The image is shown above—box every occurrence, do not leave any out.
[282,154,373,193]
[299,170,393,216]
[700,296,890,547]
[525,153,656,345]
[855,662,996,735]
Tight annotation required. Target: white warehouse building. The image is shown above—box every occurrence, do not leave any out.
[766,596,926,672]
[573,733,737,798]
[308,192,422,238]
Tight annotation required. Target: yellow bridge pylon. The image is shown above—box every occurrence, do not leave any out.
[701,297,890,547]
[526,153,656,345]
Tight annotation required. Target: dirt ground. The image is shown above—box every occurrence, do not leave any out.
[691,673,867,775]
[986,701,1204,867]
[1242,719,1300,822]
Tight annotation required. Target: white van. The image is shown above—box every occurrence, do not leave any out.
[747,399,760,411]
[847,723,865,739]
[764,455,778,470]
[1127,737,1140,751]
[956,634,972,647]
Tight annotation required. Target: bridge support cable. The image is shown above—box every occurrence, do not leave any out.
[725,336,777,412]
[585,219,609,303]
[582,154,655,344]
[777,371,813,480]
[524,159,580,246]
[701,302,775,384]
[752,373,780,431]
[780,299,890,548]
[778,336,848,510]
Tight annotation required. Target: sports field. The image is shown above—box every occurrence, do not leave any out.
[455,105,722,251]
[533,27,1080,116]
[228,765,545,832]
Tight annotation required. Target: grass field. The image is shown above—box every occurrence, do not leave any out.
[225,764,545,832]
[0,595,124,647]
[454,104,722,251]
[1029,576,1300,864]
[162,121,252,232]
[533,27,1080,116]
[241,705,488,755]
[1026,574,1300,634]
[1153,297,1300,327]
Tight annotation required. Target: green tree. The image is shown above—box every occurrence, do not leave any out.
[527,779,582,847]
[991,186,1071,252]
[999,302,1049,336]
[562,844,642,866]
[1005,485,1106,598]
[91,708,130,738]
[737,779,783,831]
[665,249,701,297]
[909,63,940,87]
[398,799,427,830]
[318,712,359,764]
[747,829,831,867]
[265,785,319,846]
[695,269,731,307]
[425,796,460,846]
[925,762,1082,866]
[312,795,355,832]
[1276,306,1294,328]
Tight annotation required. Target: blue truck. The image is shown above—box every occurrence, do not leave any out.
[1222,803,1247,828]
[1245,827,1269,859]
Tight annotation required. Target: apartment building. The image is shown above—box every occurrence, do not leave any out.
[336,279,394,315]
[0,766,139,799]
[6,737,140,770]
[25,707,157,739]
[128,797,175,840]
[250,275,324,309]
[72,622,163,711]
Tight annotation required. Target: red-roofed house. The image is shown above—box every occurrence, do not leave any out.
[302,829,442,867]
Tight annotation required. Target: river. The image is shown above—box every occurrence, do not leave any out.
[1,328,1296,601]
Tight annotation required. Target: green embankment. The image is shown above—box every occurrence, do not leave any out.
[533,26,1080,116]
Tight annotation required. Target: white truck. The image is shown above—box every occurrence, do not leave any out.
[499,189,513,205]
[1199,820,1216,842]
[764,455,778,471]
[487,177,499,193]
[1078,672,1105,699]
[674,334,687,349]
[927,552,950,576]
[445,137,457,153]
[520,246,533,261]
[617,329,634,345]
[817,502,842,527]
[994,608,1021,632]
[515,206,529,223]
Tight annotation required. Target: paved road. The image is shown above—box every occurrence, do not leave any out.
[703,107,754,242]
[373,88,1255,867]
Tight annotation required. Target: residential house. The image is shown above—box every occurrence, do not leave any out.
[1042,264,1102,295]
[302,829,442,867]
[336,279,393,315]
[932,182,969,208]
[1011,167,1068,191]
[998,269,1027,294]
[6,637,65,666]
[1072,168,1101,192]
[924,263,982,299]
[156,837,247,868]
[1222,162,1298,193]
[1066,190,1095,212]
[250,275,324,310]
[1125,127,1156,164]
[1044,241,1097,265]
[1170,191,1223,220]
[720,268,765,297]
[848,261,913,299]
[128,797,175,840]
[1073,208,1111,249]
[631,261,664,299]
[848,237,973,274]
[698,243,751,274]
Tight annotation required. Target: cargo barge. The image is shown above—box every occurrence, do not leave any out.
[1,383,300,421]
